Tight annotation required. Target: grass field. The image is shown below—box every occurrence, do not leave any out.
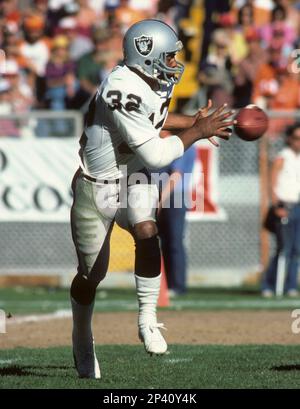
[1,286,300,315]
[1,286,300,389]
[1,345,300,389]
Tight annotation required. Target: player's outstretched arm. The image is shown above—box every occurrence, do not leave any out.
[163,100,233,148]
[162,100,214,131]
[178,103,236,150]
[163,112,194,131]
[133,103,235,170]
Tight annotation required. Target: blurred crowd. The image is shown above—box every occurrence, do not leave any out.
[0,0,190,122]
[1,0,300,137]
[196,0,300,137]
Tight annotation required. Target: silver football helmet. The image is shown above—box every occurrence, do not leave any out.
[123,19,185,86]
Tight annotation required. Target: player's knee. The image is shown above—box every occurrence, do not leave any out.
[70,273,97,305]
[133,221,158,241]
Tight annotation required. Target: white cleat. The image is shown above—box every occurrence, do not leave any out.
[139,322,168,355]
[73,336,101,379]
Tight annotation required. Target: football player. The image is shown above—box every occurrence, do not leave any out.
[70,19,235,379]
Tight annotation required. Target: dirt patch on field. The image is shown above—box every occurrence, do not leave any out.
[0,310,299,349]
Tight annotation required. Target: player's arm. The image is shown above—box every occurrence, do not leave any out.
[176,102,235,150]
[163,100,230,147]
[103,88,234,170]
[162,112,194,130]
[102,86,186,169]
[135,104,234,169]
[163,100,216,131]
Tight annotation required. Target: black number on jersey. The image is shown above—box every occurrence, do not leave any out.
[125,94,142,112]
[160,98,171,115]
[107,90,122,111]
[148,97,172,129]
[106,91,141,112]
[149,113,155,124]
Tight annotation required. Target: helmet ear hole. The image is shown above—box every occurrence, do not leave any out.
[145,60,151,66]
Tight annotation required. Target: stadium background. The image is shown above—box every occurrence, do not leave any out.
[1,0,300,390]
[1,0,294,288]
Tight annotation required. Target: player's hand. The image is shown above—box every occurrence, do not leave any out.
[195,99,213,120]
[193,103,236,141]
[194,99,219,147]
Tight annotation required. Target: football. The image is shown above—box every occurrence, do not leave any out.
[234,105,269,141]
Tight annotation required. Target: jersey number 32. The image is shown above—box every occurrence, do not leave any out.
[106,91,142,112]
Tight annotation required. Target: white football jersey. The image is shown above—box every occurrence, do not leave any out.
[79,64,174,179]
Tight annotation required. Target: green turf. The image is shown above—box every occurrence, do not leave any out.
[0,345,300,389]
[1,287,300,316]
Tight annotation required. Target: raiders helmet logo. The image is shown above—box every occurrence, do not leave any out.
[134,35,153,56]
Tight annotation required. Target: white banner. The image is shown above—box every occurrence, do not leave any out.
[0,139,78,222]
[0,138,225,222]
